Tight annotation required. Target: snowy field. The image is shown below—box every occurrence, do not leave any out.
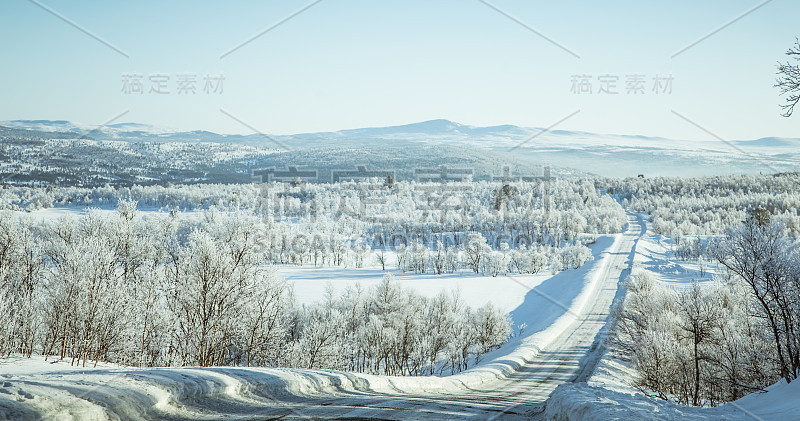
[630,219,717,289]
[12,206,102,221]
[546,379,800,420]
[12,206,201,221]
[278,258,552,314]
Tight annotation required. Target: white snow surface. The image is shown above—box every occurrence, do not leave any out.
[12,207,203,221]
[280,261,552,314]
[545,379,800,420]
[631,222,717,290]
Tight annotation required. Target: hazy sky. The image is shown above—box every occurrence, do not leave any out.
[2,0,798,140]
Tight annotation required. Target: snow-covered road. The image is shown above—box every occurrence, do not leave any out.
[0,213,644,420]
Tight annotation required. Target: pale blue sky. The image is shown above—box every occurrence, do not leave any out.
[2,0,798,140]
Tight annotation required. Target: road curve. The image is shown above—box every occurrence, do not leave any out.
[267,212,645,420]
[175,212,644,420]
[0,213,644,420]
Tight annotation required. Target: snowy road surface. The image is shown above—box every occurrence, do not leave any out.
[0,213,643,420]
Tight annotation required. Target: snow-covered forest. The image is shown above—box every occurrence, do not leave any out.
[0,178,624,376]
[1,179,625,275]
[0,203,513,374]
[606,173,800,236]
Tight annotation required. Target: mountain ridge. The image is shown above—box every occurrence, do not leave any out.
[2,118,797,147]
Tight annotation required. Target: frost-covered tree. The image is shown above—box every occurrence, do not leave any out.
[0,213,42,357]
[777,38,800,117]
[713,214,800,383]
[464,233,489,273]
[614,269,785,406]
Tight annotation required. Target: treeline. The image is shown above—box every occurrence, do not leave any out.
[1,179,625,249]
[0,180,621,275]
[0,183,250,211]
[258,179,620,270]
[0,203,510,374]
[394,236,592,276]
[291,278,510,375]
[613,214,800,407]
[602,173,800,236]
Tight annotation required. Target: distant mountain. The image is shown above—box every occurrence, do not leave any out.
[0,119,537,144]
[0,124,575,187]
[327,119,530,137]
[1,120,89,134]
[342,119,467,136]
[0,120,172,137]
[0,125,83,140]
[735,137,800,148]
[2,119,798,177]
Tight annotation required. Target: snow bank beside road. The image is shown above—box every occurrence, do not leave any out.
[545,380,800,421]
[472,233,622,370]
[545,383,731,420]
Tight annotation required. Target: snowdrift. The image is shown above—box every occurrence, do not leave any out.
[545,379,800,421]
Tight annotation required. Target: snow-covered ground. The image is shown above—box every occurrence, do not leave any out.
[545,379,800,420]
[12,206,202,221]
[279,259,552,314]
[631,224,717,289]
[12,207,95,221]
